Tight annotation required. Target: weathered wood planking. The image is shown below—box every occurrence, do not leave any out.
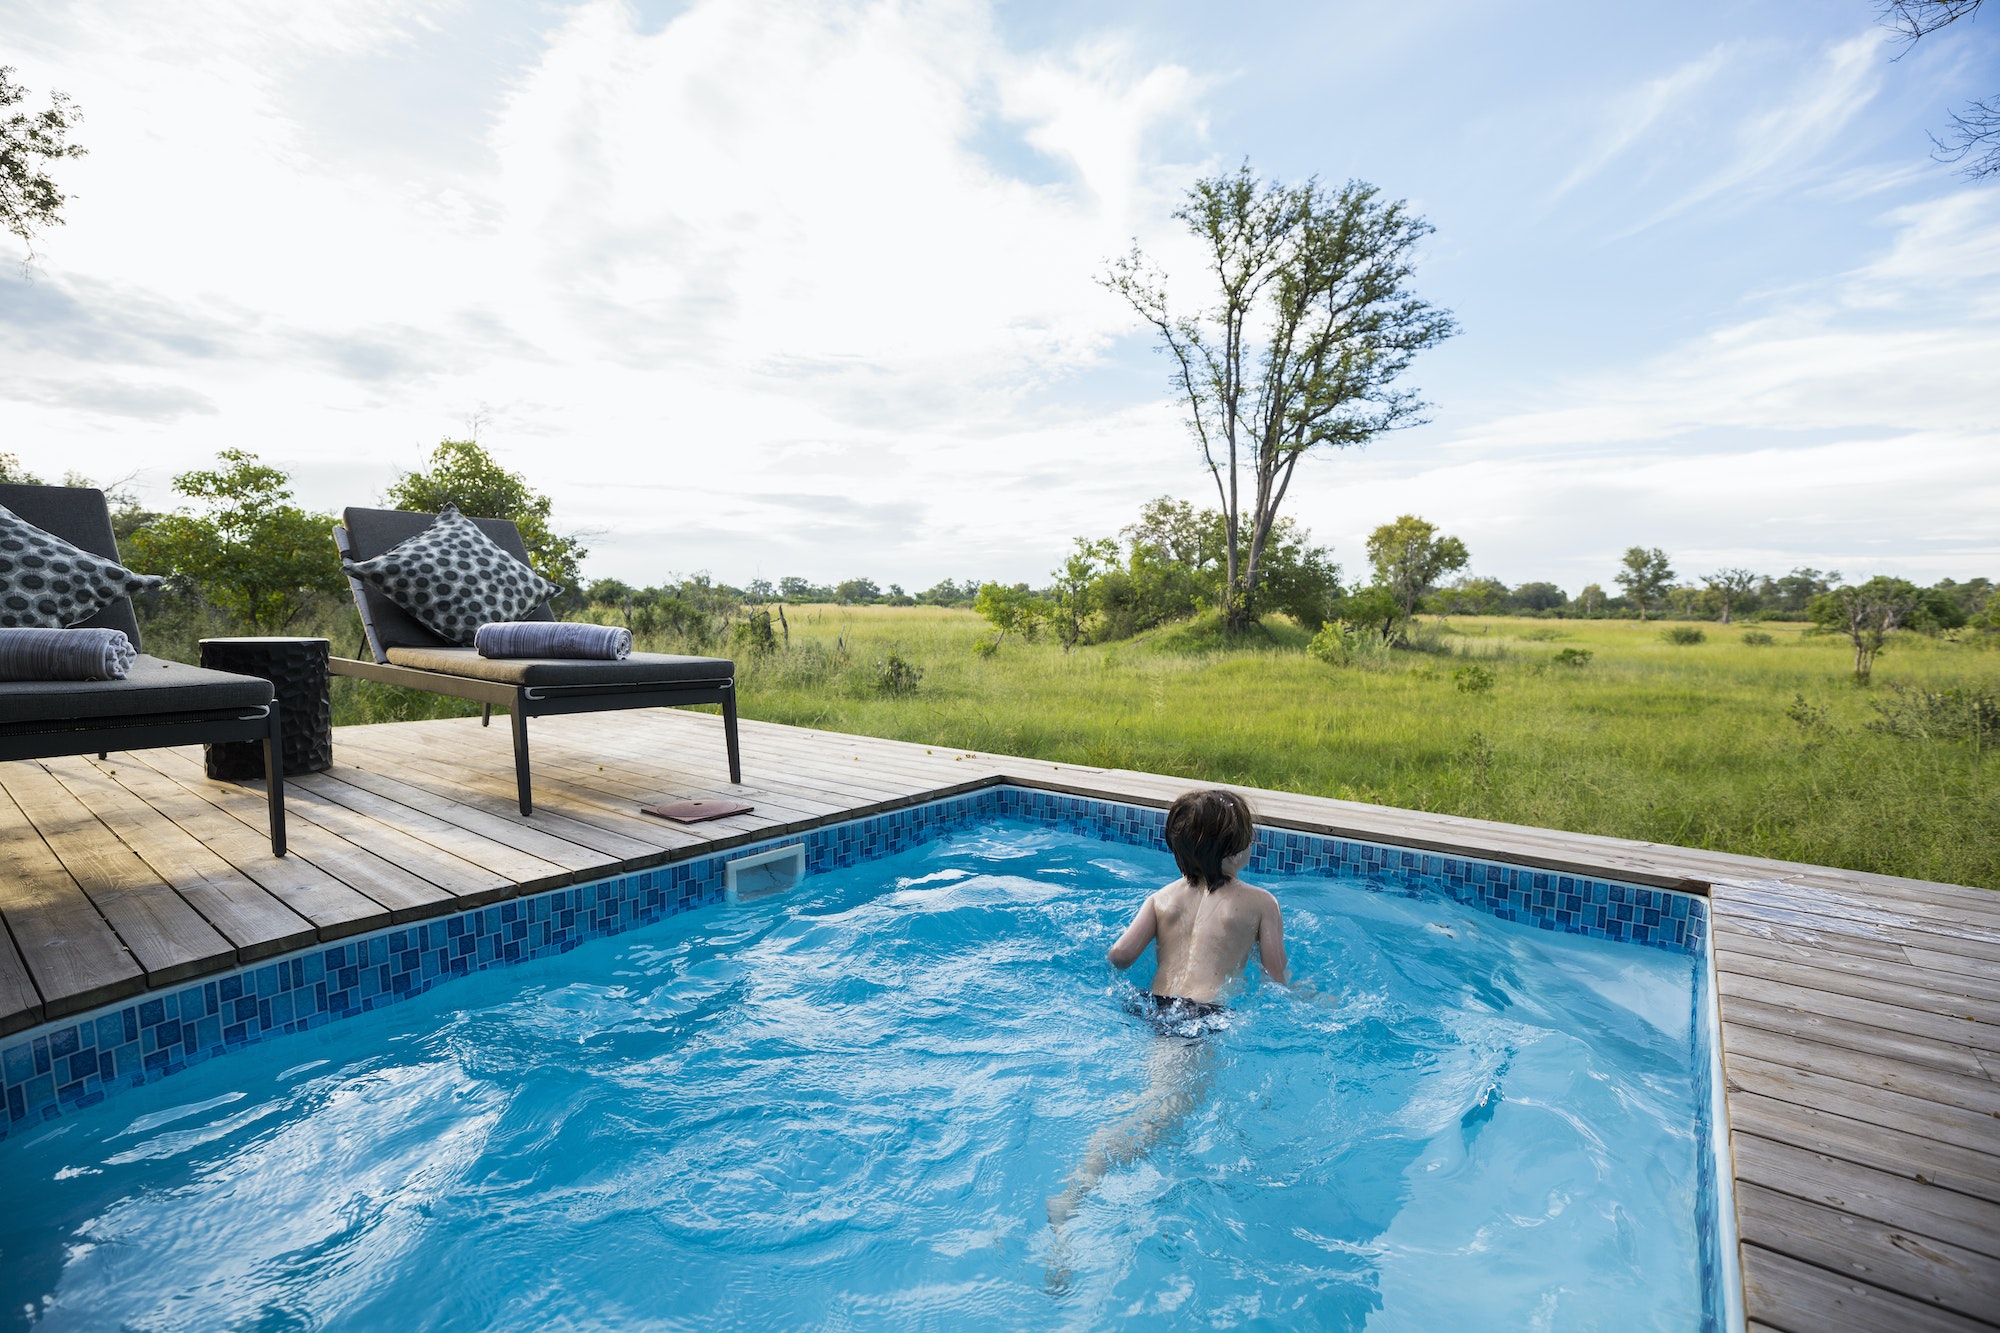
[2,706,1996,1328]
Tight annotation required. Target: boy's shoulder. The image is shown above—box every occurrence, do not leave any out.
[1230,879,1283,912]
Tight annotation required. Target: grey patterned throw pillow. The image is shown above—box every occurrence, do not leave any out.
[342,505,561,645]
[0,503,163,628]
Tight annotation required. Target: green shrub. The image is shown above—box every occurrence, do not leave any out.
[1308,621,1394,667]
[972,634,1000,658]
[1740,630,1775,646]
[1867,682,2000,750]
[1453,665,1496,694]
[1662,625,1707,645]
[1553,647,1593,668]
[875,649,924,696]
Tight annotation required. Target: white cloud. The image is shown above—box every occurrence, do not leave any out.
[1,0,1210,583]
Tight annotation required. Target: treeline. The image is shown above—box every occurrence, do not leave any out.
[961,499,2000,658]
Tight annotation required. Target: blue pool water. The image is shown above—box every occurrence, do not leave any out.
[0,820,1705,1330]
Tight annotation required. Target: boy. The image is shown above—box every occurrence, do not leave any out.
[1109,787,1289,1018]
[1047,789,1289,1231]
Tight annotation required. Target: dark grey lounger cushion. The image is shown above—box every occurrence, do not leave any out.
[0,485,150,644]
[0,654,273,723]
[342,507,556,655]
[385,646,732,688]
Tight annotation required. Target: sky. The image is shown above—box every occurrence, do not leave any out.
[1,0,1996,594]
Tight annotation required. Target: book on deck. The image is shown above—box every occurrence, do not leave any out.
[640,798,755,824]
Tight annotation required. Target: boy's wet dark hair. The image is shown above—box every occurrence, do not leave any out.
[1164,788,1255,891]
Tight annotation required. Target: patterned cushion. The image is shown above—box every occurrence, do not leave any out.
[340,504,561,645]
[0,504,163,629]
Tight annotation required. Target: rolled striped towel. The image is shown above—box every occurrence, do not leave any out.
[475,620,632,660]
[0,627,139,681]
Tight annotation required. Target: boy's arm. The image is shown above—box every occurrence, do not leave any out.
[1107,894,1160,970]
[1256,891,1290,986]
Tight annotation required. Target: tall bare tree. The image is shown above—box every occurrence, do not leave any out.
[1880,0,1998,177]
[1105,165,1456,631]
[1704,567,1758,624]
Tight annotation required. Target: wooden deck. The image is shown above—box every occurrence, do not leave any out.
[1,710,1995,1329]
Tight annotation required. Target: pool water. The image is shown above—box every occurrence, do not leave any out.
[0,821,1705,1330]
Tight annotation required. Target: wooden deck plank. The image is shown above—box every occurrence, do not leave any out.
[1715,931,2000,1007]
[308,762,619,876]
[1740,1244,1995,1333]
[1724,1026,2000,1117]
[342,725,693,855]
[44,757,316,963]
[0,923,44,1037]
[137,748,457,926]
[1715,895,2000,968]
[1732,1133,2000,1261]
[1,762,233,986]
[290,771,575,893]
[1717,952,2000,1029]
[0,780,143,1017]
[333,741,670,861]
[1719,994,1993,1081]
[84,755,386,940]
[1727,1092,2000,1207]
[1724,1052,2000,1157]
[252,781,516,907]
[1719,971,2000,1057]
[1734,1180,2000,1324]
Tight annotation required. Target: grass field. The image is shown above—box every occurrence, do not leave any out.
[724,607,2000,891]
[146,596,1995,890]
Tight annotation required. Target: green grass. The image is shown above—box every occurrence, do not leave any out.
[724,608,2000,890]
[142,594,1996,888]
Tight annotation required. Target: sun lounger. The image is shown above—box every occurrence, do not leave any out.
[329,507,740,814]
[0,484,287,854]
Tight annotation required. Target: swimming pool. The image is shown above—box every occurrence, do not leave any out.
[0,789,1736,1329]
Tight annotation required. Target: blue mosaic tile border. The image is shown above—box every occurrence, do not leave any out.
[991,788,1708,956]
[1,785,1709,1142]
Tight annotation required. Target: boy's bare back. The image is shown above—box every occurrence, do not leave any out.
[1109,874,1288,1003]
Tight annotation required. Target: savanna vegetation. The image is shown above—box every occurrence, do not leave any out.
[718,606,2000,891]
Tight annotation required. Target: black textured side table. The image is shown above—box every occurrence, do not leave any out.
[200,637,333,779]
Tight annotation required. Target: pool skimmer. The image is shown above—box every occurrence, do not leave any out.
[726,844,805,904]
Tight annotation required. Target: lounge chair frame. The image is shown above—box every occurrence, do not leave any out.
[0,484,286,855]
[329,518,741,815]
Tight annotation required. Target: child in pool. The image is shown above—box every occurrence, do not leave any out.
[1046,789,1290,1233]
[1110,787,1290,1017]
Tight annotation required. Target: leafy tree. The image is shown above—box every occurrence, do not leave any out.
[834,577,881,604]
[1811,576,1922,683]
[0,452,41,483]
[973,582,1045,646]
[1576,583,1607,616]
[1927,577,1993,625]
[1511,581,1567,613]
[1366,515,1469,622]
[1765,567,1841,616]
[1326,583,1404,637]
[1433,576,1508,616]
[386,439,585,598]
[1704,567,1758,624]
[1,68,86,258]
[1615,547,1675,620]
[1105,164,1456,631]
[1048,538,1120,650]
[125,450,344,633]
[1913,584,1969,632]
[778,576,826,601]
